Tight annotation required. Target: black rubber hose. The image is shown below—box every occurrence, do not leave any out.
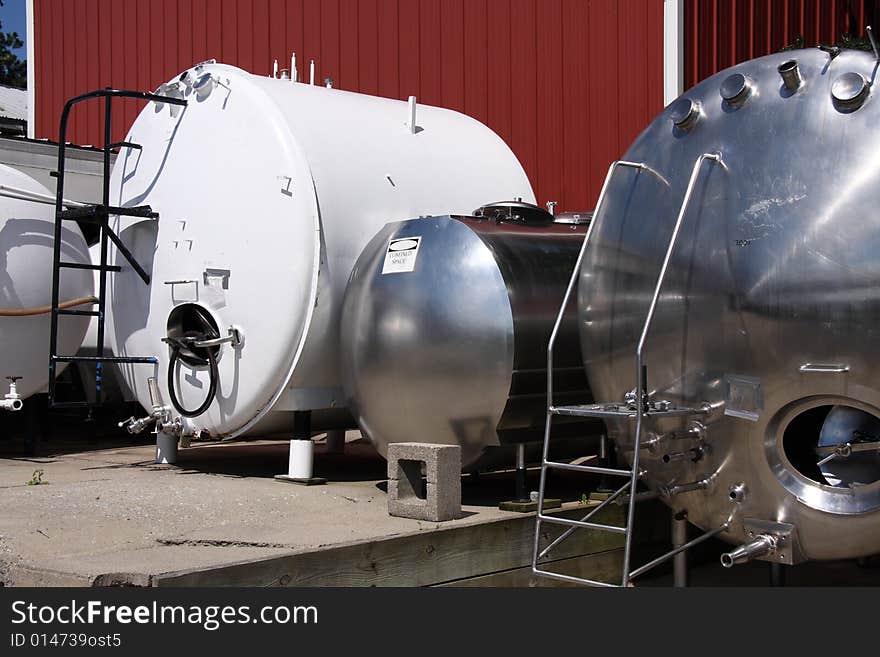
[167,339,219,418]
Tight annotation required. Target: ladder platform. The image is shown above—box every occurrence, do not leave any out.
[59,261,122,272]
[59,204,158,221]
[52,355,158,365]
[550,403,708,419]
[537,514,627,534]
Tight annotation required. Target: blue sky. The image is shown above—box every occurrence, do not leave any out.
[0,0,27,60]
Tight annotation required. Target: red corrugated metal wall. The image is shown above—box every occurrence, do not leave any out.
[685,0,880,87]
[33,0,665,210]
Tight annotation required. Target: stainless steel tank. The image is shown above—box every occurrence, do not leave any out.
[342,207,596,469]
[579,47,880,564]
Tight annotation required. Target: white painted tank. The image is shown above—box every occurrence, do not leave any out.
[106,62,534,439]
[0,163,93,402]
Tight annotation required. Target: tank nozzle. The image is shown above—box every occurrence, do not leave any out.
[778,60,803,92]
[720,534,777,568]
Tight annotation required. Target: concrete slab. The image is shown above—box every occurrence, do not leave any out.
[0,435,621,587]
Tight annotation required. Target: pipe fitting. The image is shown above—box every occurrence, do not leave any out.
[662,446,704,464]
[720,534,777,568]
[778,60,803,92]
[2,376,22,411]
[0,398,23,411]
[663,475,713,497]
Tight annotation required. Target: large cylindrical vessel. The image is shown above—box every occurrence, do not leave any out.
[106,62,534,439]
[0,164,92,401]
[342,211,595,469]
[579,47,880,563]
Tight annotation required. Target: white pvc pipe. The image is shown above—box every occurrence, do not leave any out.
[288,439,314,479]
[310,60,315,85]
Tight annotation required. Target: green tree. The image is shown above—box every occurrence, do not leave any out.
[0,17,26,89]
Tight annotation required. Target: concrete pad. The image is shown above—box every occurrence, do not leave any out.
[0,436,544,586]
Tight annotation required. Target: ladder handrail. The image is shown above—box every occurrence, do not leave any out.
[545,160,668,409]
[623,152,726,585]
[533,151,727,588]
[532,159,665,582]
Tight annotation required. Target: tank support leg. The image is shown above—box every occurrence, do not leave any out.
[23,397,40,457]
[514,443,529,503]
[274,410,326,486]
[597,435,614,493]
[293,410,311,440]
[770,562,786,587]
[155,430,179,465]
[325,430,346,454]
[672,510,689,588]
[499,443,560,512]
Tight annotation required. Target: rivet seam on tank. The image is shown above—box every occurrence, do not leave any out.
[669,97,701,133]
[720,73,754,108]
[831,72,871,112]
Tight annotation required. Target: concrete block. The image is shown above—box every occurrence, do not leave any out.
[387,443,461,522]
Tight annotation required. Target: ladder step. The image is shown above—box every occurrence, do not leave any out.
[58,261,122,272]
[530,568,618,588]
[53,355,158,364]
[48,401,93,409]
[59,204,158,221]
[106,141,142,151]
[544,460,633,477]
[56,309,100,317]
[538,514,627,534]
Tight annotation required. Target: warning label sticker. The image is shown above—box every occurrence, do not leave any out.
[382,236,422,274]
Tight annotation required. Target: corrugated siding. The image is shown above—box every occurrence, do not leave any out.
[33,0,665,210]
[686,0,878,87]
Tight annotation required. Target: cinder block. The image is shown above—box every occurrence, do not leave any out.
[387,443,461,522]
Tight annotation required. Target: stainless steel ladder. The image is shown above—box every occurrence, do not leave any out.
[532,153,728,587]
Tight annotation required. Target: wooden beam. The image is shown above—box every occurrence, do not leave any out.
[154,504,626,587]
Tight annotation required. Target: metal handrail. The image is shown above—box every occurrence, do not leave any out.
[622,152,726,586]
[532,159,666,582]
[532,152,727,588]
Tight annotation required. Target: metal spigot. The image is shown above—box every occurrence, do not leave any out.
[720,534,778,568]
[119,415,158,435]
[119,377,173,435]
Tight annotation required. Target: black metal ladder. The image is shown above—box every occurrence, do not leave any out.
[532,153,729,587]
[48,88,188,409]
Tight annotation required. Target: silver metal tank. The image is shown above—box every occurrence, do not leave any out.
[579,47,880,564]
[342,207,596,469]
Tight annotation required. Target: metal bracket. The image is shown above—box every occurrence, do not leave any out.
[742,518,805,565]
